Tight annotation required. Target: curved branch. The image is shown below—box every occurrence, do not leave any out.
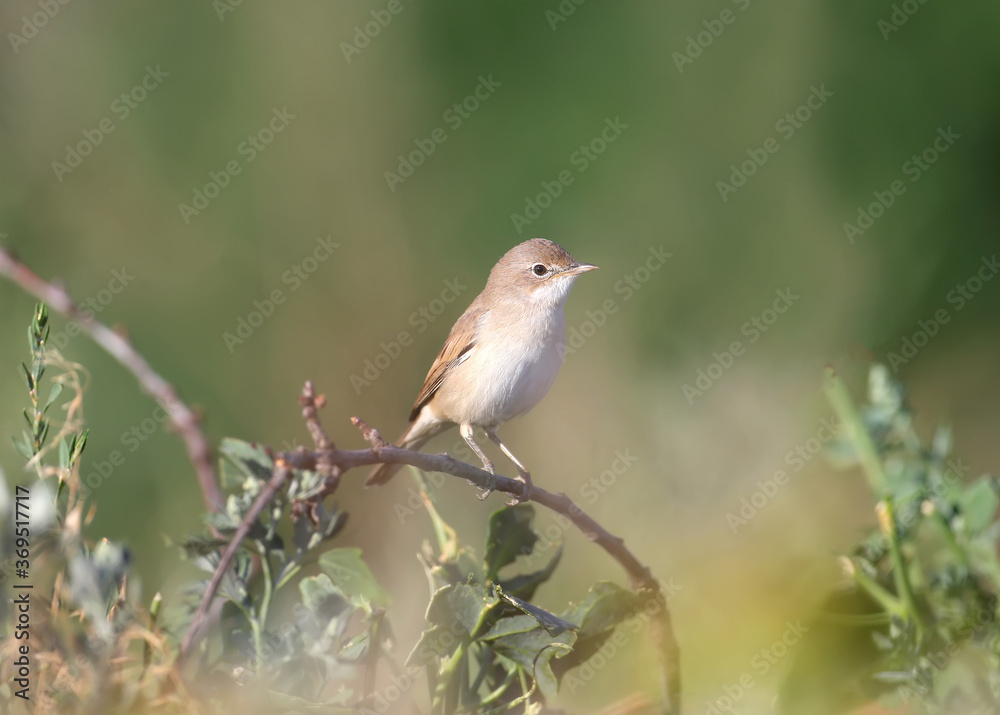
[0,251,681,711]
[349,416,681,712]
[179,463,291,660]
[183,383,681,712]
[0,247,223,511]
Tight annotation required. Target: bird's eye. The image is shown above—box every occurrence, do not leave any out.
[532,263,547,276]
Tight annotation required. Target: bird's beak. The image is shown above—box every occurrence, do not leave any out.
[562,262,599,277]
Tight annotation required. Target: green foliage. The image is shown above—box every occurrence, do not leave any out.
[407,501,645,712]
[2,304,654,713]
[1,304,176,712]
[779,366,1000,714]
[189,450,649,712]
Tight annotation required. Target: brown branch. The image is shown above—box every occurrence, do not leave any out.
[179,383,342,662]
[324,387,683,712]
[349,417,681,713]
[177,382,682,711]
[178,463,292,660]
[0,247,223,511]
[0,252,679,709]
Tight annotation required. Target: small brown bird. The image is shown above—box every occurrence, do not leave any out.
[365,238,597,500]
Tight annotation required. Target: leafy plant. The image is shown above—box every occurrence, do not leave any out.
[0,305,178,711]
[180,444,652,713]
[404,493,647,713]
[1,302,662,714]
[779,366,1000,714]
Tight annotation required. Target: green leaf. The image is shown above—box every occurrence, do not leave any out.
[338,630,371,663]
[551,582,646,678]
[299,573,350,622]
[13,434,34,460]
[961,477,1000,533]
[487,623,575,700]
[319,548,390,608]
[500,546,562,601]
[59,437,70,469]
[43,382,63,412]
[481,614,545,641]
[176,534,230,558]
[219,437,274,482]
[216,550,252,606]
[426,583,498,636]
[294,503,348,554]
[73,429,89,460]
[562,581,645,639]
[406,623,461,667]
[495,587,577,638]
[20,363,34,391]
[484,505,538,581]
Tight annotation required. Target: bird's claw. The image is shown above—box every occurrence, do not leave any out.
[476,470,496,500]
[476,463,497,500]
[505,470,533,506]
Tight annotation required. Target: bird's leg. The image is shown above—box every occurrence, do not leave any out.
[485,427,533,505]
[460,423,495,499]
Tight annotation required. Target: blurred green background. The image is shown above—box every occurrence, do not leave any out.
[2,1,999,711]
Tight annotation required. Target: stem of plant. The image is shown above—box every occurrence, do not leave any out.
[846,557,907,619]
[823,367,887,493]
[879,498,925,639]
[257,540,274,636]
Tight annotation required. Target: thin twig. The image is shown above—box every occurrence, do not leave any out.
[348,418,681,712]
[0,248,223,510]
[179,463,292,661]
[180,383,342,662]
[1,252,681,710]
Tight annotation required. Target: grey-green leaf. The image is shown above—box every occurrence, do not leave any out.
[484,505,538,581]
[319,548,390,608]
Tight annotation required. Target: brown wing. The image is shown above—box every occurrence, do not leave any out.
[408,304,487,421]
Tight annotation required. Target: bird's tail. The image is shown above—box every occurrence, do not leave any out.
[364,417,445,486]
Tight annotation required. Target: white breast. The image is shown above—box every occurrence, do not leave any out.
[435,304,566,426]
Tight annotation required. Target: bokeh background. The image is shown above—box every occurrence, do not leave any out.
[2,1,999,712]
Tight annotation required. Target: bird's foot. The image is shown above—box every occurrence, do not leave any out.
[506,470,533,506]
[476,461,496,500]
